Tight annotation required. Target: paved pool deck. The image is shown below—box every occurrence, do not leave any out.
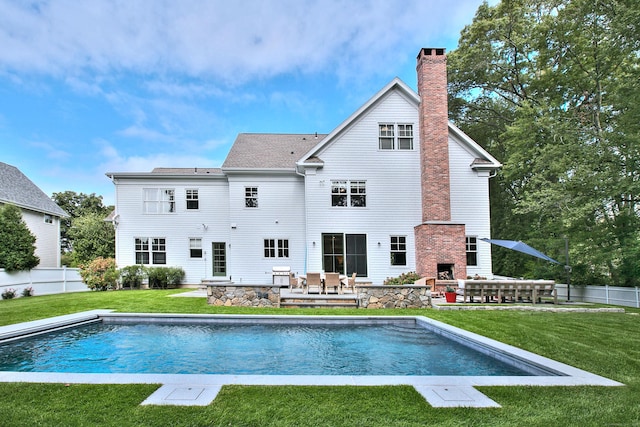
[0,311,624,408]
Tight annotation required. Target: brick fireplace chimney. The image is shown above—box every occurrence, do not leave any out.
[414,48,467,280]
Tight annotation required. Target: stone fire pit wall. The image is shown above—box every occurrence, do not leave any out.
[357,285,432,309]
[207,284,280,307]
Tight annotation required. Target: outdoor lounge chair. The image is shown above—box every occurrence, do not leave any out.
[324,272,341,294]
[305,272,323,294]
[343,272,356,294]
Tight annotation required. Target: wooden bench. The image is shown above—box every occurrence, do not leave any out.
[456,280,557,304]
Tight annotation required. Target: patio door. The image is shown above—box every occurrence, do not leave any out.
[212,242,226,277]
[322,233,367,276]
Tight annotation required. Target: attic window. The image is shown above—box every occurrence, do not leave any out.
[43,214,53,224]
[379,123,413,150]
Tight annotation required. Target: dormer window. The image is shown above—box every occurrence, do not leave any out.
[379,123,414,150]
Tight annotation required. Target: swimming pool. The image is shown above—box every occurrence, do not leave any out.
[0,311,623,408]
[0,319,540,376]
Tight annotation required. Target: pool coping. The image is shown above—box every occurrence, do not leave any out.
[0,311,624,407]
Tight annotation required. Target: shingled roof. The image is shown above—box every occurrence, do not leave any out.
[0,162,68,217]
[222,133,327,169]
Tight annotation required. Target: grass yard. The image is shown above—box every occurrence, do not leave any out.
[1,290,639,427]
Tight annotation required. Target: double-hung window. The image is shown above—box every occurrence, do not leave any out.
[135,238,150,264]
[379,123,414,150]
[245,187,258,208]
[43,214,53,224]
[379,123,395,149]
[152,238,167,264]
[264,239,289,258]
[186,189,199,210]
[331,180,366,207]
[189,238,203,258]
[144,188,175,214]
[466,236,478,266]
[390,236,407,266]
[135,237,167,264]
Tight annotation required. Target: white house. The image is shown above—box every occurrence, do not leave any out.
[0,162,68,268]
[107,48,501,285]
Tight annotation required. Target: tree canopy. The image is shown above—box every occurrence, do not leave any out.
[448,0,640,286]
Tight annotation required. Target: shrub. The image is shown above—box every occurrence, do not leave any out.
[1,288,17,300]
[21,287,34,297]
[119,265,146,289]
[383,271,422,285]
[146,266,185,289]
[79,257,118,291]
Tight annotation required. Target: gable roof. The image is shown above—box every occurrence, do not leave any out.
[222,133,327,171]
[0,162,68,217]
[297,77,501,170]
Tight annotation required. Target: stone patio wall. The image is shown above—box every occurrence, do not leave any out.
[356,285,432,309]
[206,285,280,307]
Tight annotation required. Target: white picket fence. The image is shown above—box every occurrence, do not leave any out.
[0,267,88,297]
[555,283,640,308]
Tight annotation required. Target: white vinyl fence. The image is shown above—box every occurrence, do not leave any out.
[555,283,640,308]
[0,268,88,297]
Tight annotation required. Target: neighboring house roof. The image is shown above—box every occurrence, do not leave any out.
[0,162,68,217]
[222,133,327,170]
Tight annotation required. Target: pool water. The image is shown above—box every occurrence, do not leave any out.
[0,321,533,376]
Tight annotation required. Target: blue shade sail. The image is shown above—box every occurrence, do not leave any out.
[481,239,560,264]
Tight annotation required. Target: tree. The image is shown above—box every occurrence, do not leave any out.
[67,213,115,266]
[448,0,640,285]
[0,204,40,272]
[52,191,113,252]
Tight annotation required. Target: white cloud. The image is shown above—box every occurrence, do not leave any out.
[0,0,483,84]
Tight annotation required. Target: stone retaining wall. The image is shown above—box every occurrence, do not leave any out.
[357,285,431,309]
[206,285,280,307]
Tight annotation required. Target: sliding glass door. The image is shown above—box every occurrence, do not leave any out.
[322,233,367,276]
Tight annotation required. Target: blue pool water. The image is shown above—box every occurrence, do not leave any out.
[0,321,533,376]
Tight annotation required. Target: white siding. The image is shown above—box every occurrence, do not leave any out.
[113,177,230,284]
[449,139,494,278]
[21,209,61,268]
[304,90,422,284]
[227,174,306,284]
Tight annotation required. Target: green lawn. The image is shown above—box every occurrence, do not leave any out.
[1,290,639,427]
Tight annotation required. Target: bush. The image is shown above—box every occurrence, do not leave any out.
[146,266,185,289]
[79,257,118,291]
[383,271,422,285]
[1,288,17,300]
[119,265,146,289]
[21,287,34,297]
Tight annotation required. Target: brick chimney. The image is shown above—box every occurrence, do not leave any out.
[414,48,467,280]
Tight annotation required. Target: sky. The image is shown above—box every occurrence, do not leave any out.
[0,0,487,206]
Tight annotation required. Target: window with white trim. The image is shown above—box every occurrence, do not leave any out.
[151,238,167,264]
[44,214,53,224]
[264,239,289,258]
[245,187,258,208]
[186,189,199,210]
[135,237,167,265]
[189,238,202,258]
[466,236,478,266]
[390,236,407,266]
[135,238,150,264]
[143,188,175,214]
[331,180,366,207]
[379,123,414,150]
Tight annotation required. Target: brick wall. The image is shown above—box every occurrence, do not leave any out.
[414,223,467,279]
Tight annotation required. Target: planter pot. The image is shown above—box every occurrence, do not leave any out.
[445,292,457,303]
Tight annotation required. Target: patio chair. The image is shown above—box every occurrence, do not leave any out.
[305,272,323,294]
[289,273,302,292]
[324,272,341,294]
[343,272,356,294]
